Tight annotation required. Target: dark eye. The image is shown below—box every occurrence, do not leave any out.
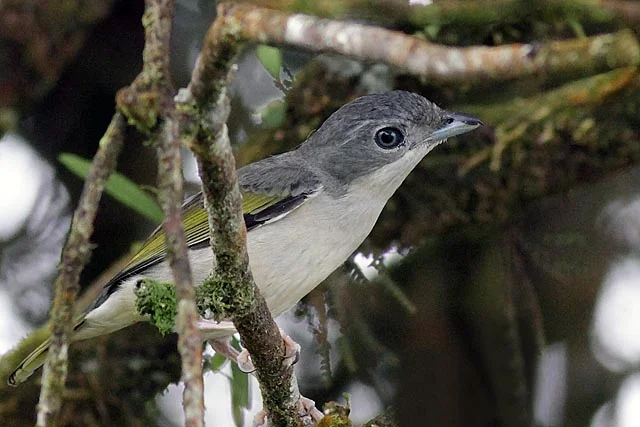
[374,127,405,149]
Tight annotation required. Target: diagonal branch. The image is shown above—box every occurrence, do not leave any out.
[36,113,126,426]
[177,3,304,425]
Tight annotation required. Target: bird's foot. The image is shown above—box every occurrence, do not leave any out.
[209,329,317,425]
[297,396,324,424]
[252,396,323,426]
[209,328,301,373]
[208,336,255,372]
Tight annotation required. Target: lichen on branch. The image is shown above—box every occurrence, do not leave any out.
[134,279,177,336]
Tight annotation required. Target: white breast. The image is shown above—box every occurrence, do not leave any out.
[247,189,383,316]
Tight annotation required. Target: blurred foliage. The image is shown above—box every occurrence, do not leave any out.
[258,99,288,129]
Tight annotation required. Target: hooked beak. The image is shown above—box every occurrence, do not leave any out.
[425,112,483,142]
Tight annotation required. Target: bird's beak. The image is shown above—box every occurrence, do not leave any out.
[425,112,483,142]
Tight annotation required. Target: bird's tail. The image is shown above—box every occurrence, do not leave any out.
[8,336,51,386]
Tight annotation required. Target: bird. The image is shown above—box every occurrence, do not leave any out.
[8,90,482,386]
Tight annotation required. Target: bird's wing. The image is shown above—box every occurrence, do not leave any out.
[124,188,318,273]
[87,169,321,312]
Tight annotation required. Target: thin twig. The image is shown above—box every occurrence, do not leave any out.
[116,0,205,425]
[36,113,126,426]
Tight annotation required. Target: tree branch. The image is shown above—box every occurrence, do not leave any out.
[176,3,305,425]
[212,3,638,85]
[116,0,204,425]
[156,117,205,426]
[243,0,616,28]
[36,113,126,426]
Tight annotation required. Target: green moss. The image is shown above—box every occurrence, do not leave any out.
[196,271,255,321]
[318,400,353,427]
[132,270,256,329]
[134,279,177,336]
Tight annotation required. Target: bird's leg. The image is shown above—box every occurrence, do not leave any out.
[207,327,301,373]
[207,336,241,363]
[196,319,255,371]
[203,326,322,425]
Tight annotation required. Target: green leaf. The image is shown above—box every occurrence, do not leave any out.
[59,152,163,223]
[256,44,282,80]
[229,337,251,427]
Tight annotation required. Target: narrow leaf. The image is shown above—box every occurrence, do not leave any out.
[256,44,282,80]
[59,153,163,223]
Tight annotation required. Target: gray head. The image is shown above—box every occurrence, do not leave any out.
[295,91,482,192]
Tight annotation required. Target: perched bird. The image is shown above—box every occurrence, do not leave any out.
[9,90,482,386]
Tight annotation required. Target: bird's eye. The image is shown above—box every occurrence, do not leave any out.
[374,127,405,149]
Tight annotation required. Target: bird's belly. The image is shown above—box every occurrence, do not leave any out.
[246,192,382,317]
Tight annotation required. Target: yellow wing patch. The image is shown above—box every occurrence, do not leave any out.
[241,192,284,214]
[124,191,284,270]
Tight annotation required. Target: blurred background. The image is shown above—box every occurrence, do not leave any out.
[1,0,640,426]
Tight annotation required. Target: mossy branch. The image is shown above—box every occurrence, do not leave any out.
[177,3,303,424]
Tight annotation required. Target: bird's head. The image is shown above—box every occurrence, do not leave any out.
[297,90,482,196]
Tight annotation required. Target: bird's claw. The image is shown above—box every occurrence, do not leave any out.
[236,348,255,373]
[212,329,312,424]
[281,330,301,367]
[298,396,324,423]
